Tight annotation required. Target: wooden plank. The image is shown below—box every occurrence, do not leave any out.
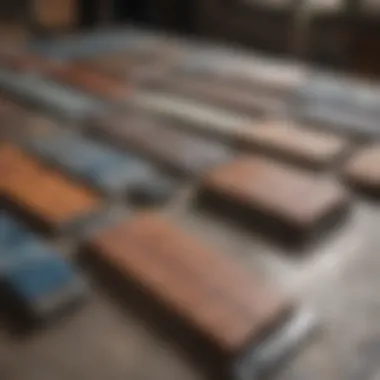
[343,144,380,197]
[199,155,350,246]
[50,64,131,102]
[77,46,175,79]
[0,144,101,234]
[0,144,42,185]
[87,213,291,357]
[237,121,350,169]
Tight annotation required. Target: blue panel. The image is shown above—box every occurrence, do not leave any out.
[295,74,380,138]
[27,132,157,193]
[0,213,85,319]
[29,29,157,59]
[0,214,37,248]
[5,256,76,300]
[0,71,104,120]
[87,159,155,193]
[0,214,62,270]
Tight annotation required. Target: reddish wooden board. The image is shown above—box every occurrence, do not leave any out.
[199,155,350,246]
[0,144,102,234]
[343,144,380,197]
[87,213,292,358]
[237,121,350,169]
[50,64,131,101]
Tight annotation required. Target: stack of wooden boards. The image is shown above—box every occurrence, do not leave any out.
[1,29,380,379]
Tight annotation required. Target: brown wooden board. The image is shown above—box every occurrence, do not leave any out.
[77,46,177,82]
[198,155,350,247]
[86,213,292,363]
[0,144,102,234]
[49,64,131,102]
[343,144,380,197]
[237,121,350,170]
